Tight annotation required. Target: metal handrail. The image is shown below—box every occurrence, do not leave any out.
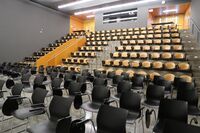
[45,38,80,66]
[191,18,200,32]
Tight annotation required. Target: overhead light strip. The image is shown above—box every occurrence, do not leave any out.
[163,9,178,13]
[58,0,94,9]
[74,0,159,15]
[103,10,138,17]
[86,15,95,18]
[103,17,137,23]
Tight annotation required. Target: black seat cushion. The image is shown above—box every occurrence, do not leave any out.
[126,111,140,122]
[13,107,45,120]
[27,120,57,133]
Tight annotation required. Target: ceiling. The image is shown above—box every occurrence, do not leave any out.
[30,0,138,19]
[149,2,190,17]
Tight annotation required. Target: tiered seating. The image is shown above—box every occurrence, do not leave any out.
[97,24,192,81]
[22,31,85,66]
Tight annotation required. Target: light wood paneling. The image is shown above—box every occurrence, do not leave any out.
[36,38,86,67]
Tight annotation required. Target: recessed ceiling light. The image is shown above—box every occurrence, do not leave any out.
[149,9,153,12]
[74,0,159,15]
[163,9,178,13]
[162,0,166,4]
[58,0,94,9]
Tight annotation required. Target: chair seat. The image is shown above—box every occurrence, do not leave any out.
[144,99,160,106]
[188,106,200,116]
[81,101,101,113]
[13,107,45,120]
[27,120,57,133]
[23,87,33,93]
[126,111,140,122]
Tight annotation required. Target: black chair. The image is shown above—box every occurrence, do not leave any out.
[177,88,200,124]
[154,78,173,96]
[67,81,90,109]
[163,119,200,133]
[51,78,63,96]
[93,78,107,87]
[153,99,188,133]
[120,90,144,133]
[177,80,195,90]
[21,72,32,93]
[173,77,186,90]
[112,80,131,99]
[81,85,110,113]
[5,78,15,90]
[0,83,23,120]
[143,84,165,128]
[50,72,58,80]
[78,104,128,133]
[27,96,74,133]
[131,75,145,93]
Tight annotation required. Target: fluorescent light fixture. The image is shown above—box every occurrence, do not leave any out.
[87,15,95,18]
[149,9,153,12]
[163,9,178,13]
[103,10,138,17]
[103,17,137,23]
[75,0,159,15]
[162,0,166,4]
[58,0,93,9]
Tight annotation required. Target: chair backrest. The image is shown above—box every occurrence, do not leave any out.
[97,105,128,133]
[49,96,74,120]
[34,74,46,85]
[146,84,165,102]
[64,72,73,81]
[155,78,172,92]
[163,119,200,133]
[21,73,31,82]
[131,76,144,87]
[107,71,115,79]
[174,77,186,89]
[68,81,81,96]
[93,69,101,77]
[177,88,198,107]
[50,72,58,80]
[93,78,107,86]
[153,75,164,85]
[158,99,188,123]
[113,75,123,85]
[177,80,195,90]
[92,85,110,103]
[51,78,63,90]
[120,90,141,113]
[76,76,87,83]
[31,88,48,104]
[117,80,131,94]
[5,79,15,89]
[11,83,23,96]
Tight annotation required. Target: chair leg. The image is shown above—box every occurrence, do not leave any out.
[190,117,198,125]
